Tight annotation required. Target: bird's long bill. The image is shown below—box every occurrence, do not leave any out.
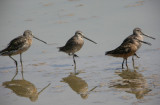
[140,40,152,46]
[83,36,97,44]
[142,34,156,40]
[33,36,47,44]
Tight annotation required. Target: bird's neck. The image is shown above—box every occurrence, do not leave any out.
[135,34,143,41]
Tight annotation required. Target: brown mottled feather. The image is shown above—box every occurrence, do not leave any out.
[106,35,139,59]
[59,35,84,55]
[0,36,32,56]
[105,28,155,69]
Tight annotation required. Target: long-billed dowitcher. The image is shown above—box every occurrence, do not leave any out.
[0,30,47,71]
[105,28,155,69]
[58,31,97,73]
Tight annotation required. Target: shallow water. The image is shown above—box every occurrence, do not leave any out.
[0,0,160,105]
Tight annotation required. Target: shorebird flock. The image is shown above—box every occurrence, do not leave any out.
[0,28,156,73]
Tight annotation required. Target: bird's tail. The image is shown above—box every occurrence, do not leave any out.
[57,46,64,52]
[0,50,3,56]
[0,49,8,56]
[105,50,114,56]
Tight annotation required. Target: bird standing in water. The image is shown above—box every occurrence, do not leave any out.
[105,28,155,69]
[0,30,47,72]
[58,31,97,73]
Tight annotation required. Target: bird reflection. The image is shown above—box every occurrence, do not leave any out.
[2,70,50,102]
[61,74,97,99]
[109,69,151,99]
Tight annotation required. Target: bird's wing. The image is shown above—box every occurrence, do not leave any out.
[117,44,132,54]
[108,43,132,55]
[109,35,134,55]
[6,36,27,51]
[106,35,137,56]
[63,36,77,49]
[120,35,134,46]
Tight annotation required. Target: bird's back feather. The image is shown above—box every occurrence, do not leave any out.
[105,35,138,58]
[0,36,28,56]
[59,35,84,54]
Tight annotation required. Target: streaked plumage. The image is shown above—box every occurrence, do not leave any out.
[0,30,47,71]
[59,31,85,55]
[105,28,155,69]
[58,31,97,73]
[0,31,33,56]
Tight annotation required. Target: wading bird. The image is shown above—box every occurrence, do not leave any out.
[0,30,47,71]
[58,31,97,73]
[105,28,155,69]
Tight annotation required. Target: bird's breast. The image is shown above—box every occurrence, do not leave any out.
[76,38,84,45]
[75,38,84,49]
[17,38,32,54]
[134,35,143,49]
[27,38,33,46]
[70,38,84,53]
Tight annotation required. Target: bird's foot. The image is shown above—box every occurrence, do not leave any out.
[74,54,79,57]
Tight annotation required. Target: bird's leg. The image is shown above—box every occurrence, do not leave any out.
[132,56,135,69]
[134,53,140,58]
[20,53,24,79]
[9,56,18,72]
[126,58,129,70]
[73,55,77,74]
[122,59,125,69]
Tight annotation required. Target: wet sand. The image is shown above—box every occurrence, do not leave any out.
[0,0,160,105]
